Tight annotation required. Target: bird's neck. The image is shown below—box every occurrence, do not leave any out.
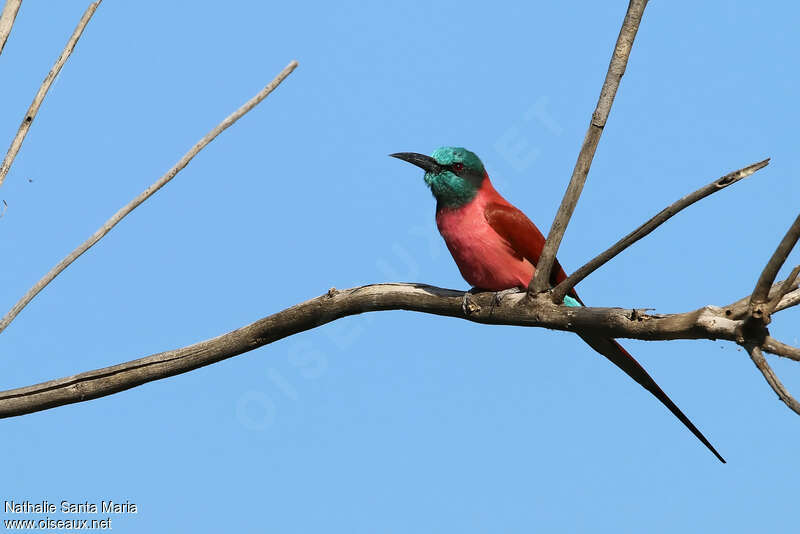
[436,175,505,213]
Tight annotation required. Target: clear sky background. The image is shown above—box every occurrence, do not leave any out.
[1,1,799,532]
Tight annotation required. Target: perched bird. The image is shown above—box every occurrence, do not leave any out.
[391,146,724,463]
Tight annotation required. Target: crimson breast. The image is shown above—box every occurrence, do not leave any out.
[435,182,534,291]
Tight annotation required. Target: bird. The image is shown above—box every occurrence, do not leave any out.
[391,146,725,463]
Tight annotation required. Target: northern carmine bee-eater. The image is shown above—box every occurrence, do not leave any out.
[391,146,724,463]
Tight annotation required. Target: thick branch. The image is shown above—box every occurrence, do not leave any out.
[745,344,800,415]
[552,158,770,303]
[0,282,768,419]
[0,0,22,57]
[530,0,648,294]
[0,1,101,189]
[0,60,298,336]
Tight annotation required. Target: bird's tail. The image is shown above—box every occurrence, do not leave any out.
[577,333,725,463]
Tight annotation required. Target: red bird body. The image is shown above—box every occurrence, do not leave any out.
[436,179,537,290]
[392,147,724,462]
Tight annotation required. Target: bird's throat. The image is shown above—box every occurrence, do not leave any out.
[428,171,481,209]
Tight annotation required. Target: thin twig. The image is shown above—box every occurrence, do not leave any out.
[0,60,298,336]
[0,0,22,57]
[766,265,800,315]
[774,287,800,314]
[745,344,800,415]
[763,337,800,362]
[0,1,101,189]
[530,0,648,294]
[552,159,770,303]
[750,213,800,306]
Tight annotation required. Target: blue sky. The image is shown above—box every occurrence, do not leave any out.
[1,1,799,532]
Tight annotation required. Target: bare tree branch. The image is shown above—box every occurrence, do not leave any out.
[766,264,800,316]
[750,214,800,306]
[551,158,770,303]
[3,281,797,420]
[0,0,797,447]
[0,60,298,336]
[725,279,800,319]
[745,344,800,415]
[733,214,800,416]
[763,337,800,362]
[0,0,22,57]
[0,1,101,189]
[774,287,800,314]
[530,0,648,294]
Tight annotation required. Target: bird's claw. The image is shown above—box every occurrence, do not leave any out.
[461,292,480,316]
[492,287,523,308]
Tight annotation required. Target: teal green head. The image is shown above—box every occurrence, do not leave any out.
[391,147,487,209]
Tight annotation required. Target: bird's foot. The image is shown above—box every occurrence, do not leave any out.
[492,287,524,308]
[461,290,481,316]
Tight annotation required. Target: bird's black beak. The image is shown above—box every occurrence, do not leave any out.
[390,152,441,174]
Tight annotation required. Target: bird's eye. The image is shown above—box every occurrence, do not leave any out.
[452,162,464,172]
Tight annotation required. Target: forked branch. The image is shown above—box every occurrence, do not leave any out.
[739,214,800,411]
[750,214,800,307]
[531,0,648,294]
[725,278,800,319]
[767,265,800,316]
[551,158,770,303]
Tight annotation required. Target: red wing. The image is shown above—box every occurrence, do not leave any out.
[484,202,582,303]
